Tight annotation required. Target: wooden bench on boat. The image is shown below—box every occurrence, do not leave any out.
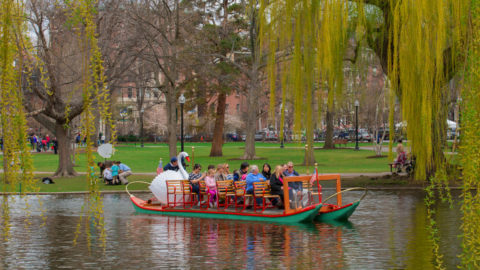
[253,182,280,212]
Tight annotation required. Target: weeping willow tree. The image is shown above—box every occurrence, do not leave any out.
[260,0,349,165]
[459,0,480,267]
[66,0,116,250]
[1,0,38,239]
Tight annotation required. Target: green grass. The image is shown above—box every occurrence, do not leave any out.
[1,142,391,175]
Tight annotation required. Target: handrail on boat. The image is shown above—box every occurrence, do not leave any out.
[125,181,151,197]
[322,187,368,204]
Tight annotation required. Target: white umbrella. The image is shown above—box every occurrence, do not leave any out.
[97,143,114,158]
[447,120,457,129]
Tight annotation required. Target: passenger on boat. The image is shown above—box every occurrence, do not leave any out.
[224,163,233,180]
[261,163,272,180]
[246,165,266,205]
[205,169,217,207]
[163,157,179,171]
[270,165,285,207]
[284,161,303,206]
[207,164,215,170]
[234,162,249,181]
[189,164,206,196]
[214,164,227,182]
[281,164,288,176]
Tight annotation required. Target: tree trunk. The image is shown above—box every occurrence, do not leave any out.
[53,121,77,177]
[210,92,226,156]
[324,108,335,149]
[242,68,259,159]
[165,86,177,157]
[304,88,316,165]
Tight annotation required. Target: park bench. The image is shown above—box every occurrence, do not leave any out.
[333,138,348,148]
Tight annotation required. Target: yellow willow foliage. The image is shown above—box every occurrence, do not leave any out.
[459,1,480,267]
[1,0,38,239]
[67,0,115,251]
[260,0,349,144]
[388,0,465,180]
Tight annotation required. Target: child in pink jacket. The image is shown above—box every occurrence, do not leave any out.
[205,169,217,207]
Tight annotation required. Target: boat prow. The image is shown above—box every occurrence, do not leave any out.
[315,201,360,222]
[130,196,321,224]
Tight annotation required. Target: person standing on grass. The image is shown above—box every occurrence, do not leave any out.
[116,161,132,185]
[46,134,50,150]
[52,137,58,154]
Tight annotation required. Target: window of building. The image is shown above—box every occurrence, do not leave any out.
[225,104,229,112]
[236,104,240,112]
[128,87,133,98]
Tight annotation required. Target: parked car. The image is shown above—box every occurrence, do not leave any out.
[226,133,240,141]
[254,132,265,141]
[359,131,372,142]
[264,131,278,141]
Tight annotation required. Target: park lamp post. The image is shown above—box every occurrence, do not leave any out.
[179,93,186,152]
[355,99,360,150]
[140,108,145,148]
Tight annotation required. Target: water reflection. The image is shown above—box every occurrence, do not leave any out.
[0,191,462,269]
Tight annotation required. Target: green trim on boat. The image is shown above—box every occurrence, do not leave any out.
[315,201,360,222]
[132,202,322,224]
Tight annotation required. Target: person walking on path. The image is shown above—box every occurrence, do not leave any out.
[52,137,58,154]
[116,161,132,185]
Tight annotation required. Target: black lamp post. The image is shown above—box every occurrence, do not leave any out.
[355,99,359,150]
[140,108,144,148]
[179,93,186,152]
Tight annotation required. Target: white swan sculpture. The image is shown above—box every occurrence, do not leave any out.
[149,152,190,204]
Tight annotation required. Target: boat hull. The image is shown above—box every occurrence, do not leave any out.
[130,196,321,224]
[315,201,360,222]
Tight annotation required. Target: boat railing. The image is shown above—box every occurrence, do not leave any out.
[283,176,319,215]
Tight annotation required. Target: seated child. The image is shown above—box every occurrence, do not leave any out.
[103,165,114,185]
[204,169,217,208]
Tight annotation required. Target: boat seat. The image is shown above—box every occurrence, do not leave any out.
[181,180,195,209]
[166,180,183,208]
[233,181,252,211]
[198,181,209,208]
[253,182,280,212]
[216,180,235,209]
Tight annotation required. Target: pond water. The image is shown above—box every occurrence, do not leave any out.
[0,190,462,269]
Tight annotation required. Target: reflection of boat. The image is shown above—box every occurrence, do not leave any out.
[129,196,321,223]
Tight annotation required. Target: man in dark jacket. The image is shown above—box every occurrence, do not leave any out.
[163,157,179,171]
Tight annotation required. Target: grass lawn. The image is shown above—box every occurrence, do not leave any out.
[1,142,391,175]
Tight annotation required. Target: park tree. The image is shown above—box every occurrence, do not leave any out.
[186,1,248,157]
[125,0,198,158]
[22,0,135,177]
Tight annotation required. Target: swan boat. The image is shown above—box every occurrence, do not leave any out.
[127,156,322,223]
